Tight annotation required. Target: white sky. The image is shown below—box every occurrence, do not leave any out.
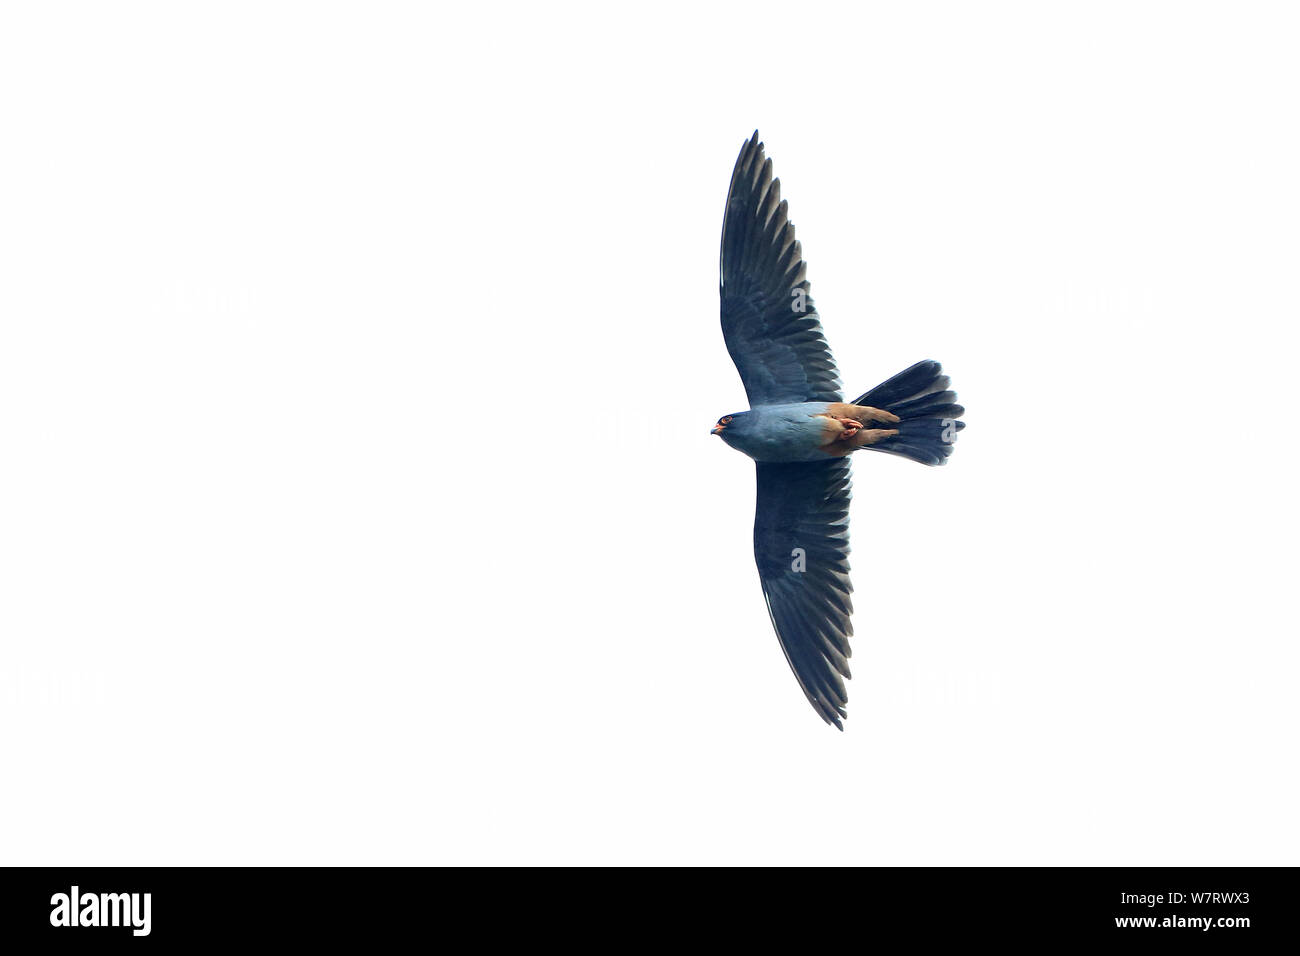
[2,2,1297,865]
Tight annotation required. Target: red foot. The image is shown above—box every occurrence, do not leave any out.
[836,417,863,440]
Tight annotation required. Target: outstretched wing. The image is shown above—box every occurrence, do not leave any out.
[754,459,854,729]
[720,131,843,407]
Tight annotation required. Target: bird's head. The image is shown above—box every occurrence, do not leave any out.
[710,411,751,443]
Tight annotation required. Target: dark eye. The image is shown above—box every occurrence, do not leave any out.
[721,416,733,424]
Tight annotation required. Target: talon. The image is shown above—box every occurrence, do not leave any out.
[835,417,862,439]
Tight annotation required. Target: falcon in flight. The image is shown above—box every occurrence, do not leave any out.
[712,131,965,729]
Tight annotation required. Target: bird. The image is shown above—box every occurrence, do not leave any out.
[712,131,965,730]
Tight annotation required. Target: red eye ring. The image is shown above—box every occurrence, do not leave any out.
[721,416,733,424]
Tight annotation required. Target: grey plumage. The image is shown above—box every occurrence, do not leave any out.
[712,131,965,729]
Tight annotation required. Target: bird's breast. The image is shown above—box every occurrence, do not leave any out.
[723,403,837,462]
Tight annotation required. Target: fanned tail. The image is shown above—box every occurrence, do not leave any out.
[852,360,965,466]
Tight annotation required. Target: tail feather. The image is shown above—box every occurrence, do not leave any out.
[891,390,961,419]
[853,360,964,466]
[852,360,944,407]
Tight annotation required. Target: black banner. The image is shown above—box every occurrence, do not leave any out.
[0,867,1293,945]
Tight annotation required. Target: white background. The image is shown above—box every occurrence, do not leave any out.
[2,2,1297,865]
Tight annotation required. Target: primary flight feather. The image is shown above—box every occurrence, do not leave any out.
[712,131,965,729]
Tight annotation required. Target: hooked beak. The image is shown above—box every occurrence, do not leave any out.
[711,424,725,435]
